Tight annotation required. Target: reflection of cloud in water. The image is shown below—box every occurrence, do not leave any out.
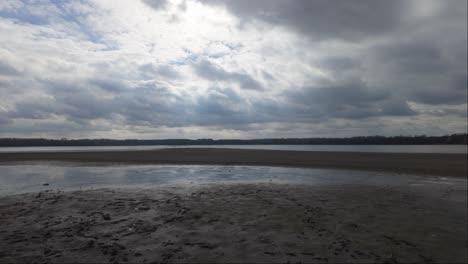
[0,164,466,197]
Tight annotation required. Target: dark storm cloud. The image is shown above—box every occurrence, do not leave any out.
[193,59,262,90]
[407,88,467,106]
[370,38,467,105]
[374,41,446,74]
[199,0,405,41]
[378,99,415,117]
[452,74,468,92]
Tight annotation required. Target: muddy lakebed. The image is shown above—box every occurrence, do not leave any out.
[0,164,466,263]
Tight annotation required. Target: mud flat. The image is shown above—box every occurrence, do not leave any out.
[0,182,466,263]
[0,148,466,177]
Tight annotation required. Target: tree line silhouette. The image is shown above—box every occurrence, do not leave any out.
[0,134,466,147]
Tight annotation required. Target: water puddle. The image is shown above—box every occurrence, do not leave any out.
[0,163,465,196]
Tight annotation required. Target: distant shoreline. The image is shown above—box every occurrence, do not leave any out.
[0,148,466,177]
[1,134,466,147]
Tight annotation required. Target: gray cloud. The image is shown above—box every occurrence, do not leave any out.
[90,79,128,92]
[0,0,465,138]
[9,99,57,120]
[372,40,451,78]
[407,88,467,106]
[200,0,406,41]
[178,0,187,12]
[286,79,416,120]
[368,38,467,105]
[192,87,249,126]
[142,0,168,10]
[0,61,19,76]
[319,57,359,73]
[200,0,467,103]
[139,63,181,80]
[16,78,189,127]
[378,99,416,117]
[0,110,10,125]
[11,89,114,122]
[193,59,262,90]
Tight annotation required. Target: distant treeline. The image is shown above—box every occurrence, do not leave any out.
[0,134,466,147]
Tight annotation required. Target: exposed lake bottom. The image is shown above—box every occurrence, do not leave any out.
[0,164,466,263]
[0,163,466,196]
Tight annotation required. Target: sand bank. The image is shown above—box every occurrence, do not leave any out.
[0,148,466,177]
[0,183,466,263]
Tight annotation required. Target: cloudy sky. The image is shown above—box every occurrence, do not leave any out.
[0,0,466,139]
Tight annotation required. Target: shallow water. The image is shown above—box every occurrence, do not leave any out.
[0,144,466,153]
[0,163,465,196]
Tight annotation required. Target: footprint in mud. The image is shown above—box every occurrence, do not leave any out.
[328,238,352,256]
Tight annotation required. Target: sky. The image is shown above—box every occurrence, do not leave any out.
[0,0,466,139]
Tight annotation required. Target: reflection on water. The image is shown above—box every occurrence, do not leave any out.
[0,163,466,196]
[0,144,466,153]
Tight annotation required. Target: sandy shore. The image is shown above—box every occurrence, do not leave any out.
[0,148,466,177]
[0,183,466,263]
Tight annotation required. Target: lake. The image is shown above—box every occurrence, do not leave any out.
[0,163,466,196]
[0,144,466,153]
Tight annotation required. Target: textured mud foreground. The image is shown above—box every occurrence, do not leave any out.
[0,184,466,263]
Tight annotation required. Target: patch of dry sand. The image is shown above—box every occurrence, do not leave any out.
[0,183,466,263]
